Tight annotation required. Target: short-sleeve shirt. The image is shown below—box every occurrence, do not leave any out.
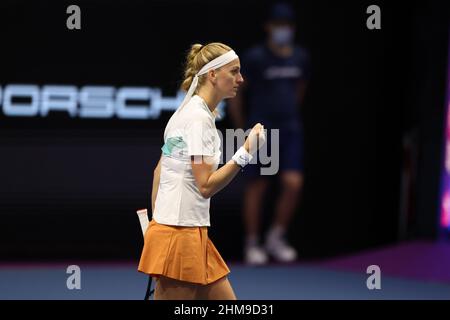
[242,44,310,127]
[152,95,221,227]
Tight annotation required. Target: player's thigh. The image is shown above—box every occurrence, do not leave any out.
[196,276,237,300]
[154,276,199,300]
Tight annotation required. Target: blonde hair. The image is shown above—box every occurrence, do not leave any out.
[181,42,233,118]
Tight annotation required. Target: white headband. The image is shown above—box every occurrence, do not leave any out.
[178,49,239,111]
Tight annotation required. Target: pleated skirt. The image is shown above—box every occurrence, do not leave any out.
[138,219,230,285]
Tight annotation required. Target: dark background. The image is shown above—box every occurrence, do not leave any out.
[0,0,448,262]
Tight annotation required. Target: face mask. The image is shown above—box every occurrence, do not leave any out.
[271,26,294,46]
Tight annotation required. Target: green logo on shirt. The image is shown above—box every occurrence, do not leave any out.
[162,136,187,156]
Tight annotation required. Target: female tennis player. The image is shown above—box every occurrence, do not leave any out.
[138,42,265,300]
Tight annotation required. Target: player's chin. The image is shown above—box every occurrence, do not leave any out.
[227,90,238,98]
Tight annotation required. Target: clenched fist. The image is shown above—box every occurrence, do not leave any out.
[244,123,266,155]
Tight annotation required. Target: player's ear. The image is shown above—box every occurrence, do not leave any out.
[208,69,217,84]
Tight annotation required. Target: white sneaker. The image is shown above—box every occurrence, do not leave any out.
[244,245,268,266]
[265,237,298,263]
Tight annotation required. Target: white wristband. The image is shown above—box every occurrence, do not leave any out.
[232,146,253,168]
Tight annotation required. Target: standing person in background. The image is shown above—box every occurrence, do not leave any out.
[228,2,310,265]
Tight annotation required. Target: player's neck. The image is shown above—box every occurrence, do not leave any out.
[197,87,220,113]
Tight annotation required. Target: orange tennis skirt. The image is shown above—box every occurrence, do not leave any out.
[138,219,230,285]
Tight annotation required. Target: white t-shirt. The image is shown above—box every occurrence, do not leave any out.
[152,95,221,226]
